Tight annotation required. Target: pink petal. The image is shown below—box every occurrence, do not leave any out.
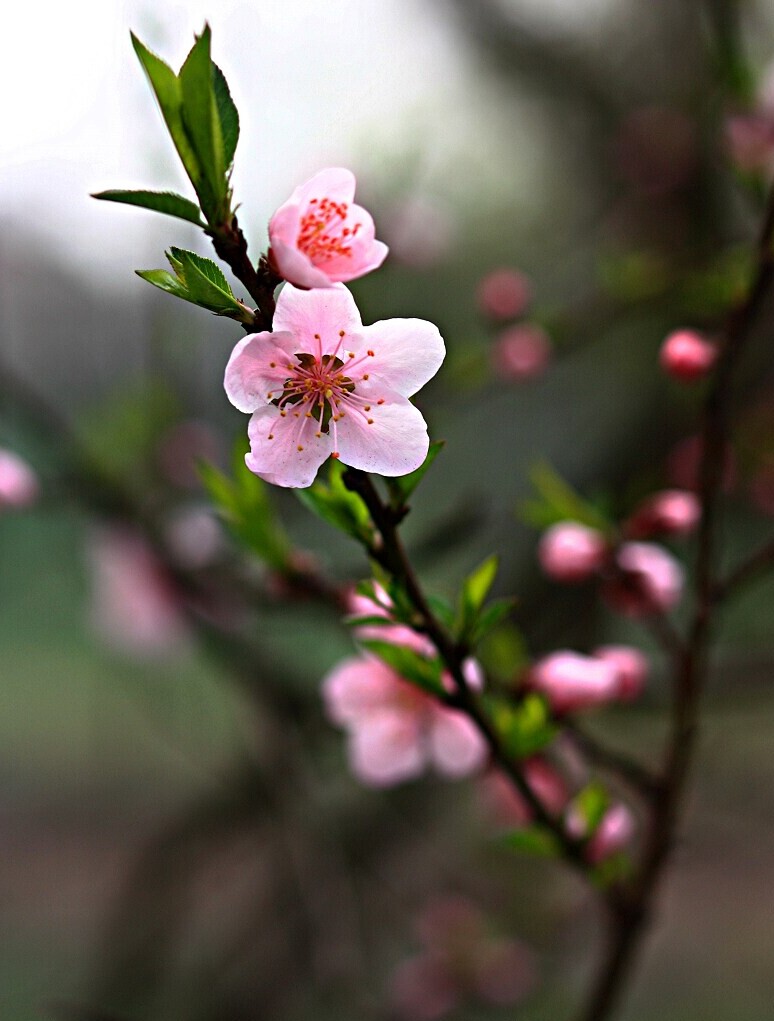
[272,283,363,347]
[429,708,488,778]
[348,710,425,786]
[270,237,339,289]
[321,656,403,726]
[357,317,446,397]
[224,330,298,413]
[333,386,430,476]
[245,406,331,488]
[292,167,357,206]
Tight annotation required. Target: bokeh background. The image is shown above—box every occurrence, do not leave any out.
[2,1,774,1019]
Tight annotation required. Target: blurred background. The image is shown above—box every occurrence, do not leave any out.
[2,1,774,1019]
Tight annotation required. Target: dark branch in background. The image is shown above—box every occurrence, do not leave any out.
[713,532,774,601]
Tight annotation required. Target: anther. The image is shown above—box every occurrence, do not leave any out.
[367,350,375,357]
[377,399,385,405]
[297,445,304,451]
[367,418,374,425]
[331,451,340,459]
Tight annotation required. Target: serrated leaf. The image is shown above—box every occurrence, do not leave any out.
[388,440,444,508]
[212,63,239,168]
[500,825,560,858]
[169,247,239,310]
[359,639,444,695]
[521,462,610,532]
[131,33,203,196]
[136,269,191,300]
[92,189,204,226]
[179,25,226,214]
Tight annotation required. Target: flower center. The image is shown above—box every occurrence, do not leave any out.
[297,197,362,261]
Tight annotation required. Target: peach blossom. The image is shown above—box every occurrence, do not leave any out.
[492,324,552,381]
[0,449,38,508]
[623,489,700,539]
[529,651,621,714]
[592,645,649,701]
[477,268,531,320]
[538,521,607,583]
[605,541,684,617]
[659,329,717,381]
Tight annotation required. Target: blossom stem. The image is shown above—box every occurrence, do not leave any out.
[207,215,282,331]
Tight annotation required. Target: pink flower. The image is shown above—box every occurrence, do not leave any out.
[605,541,684,617]
[592,645,649,701]
[346,584,435,656]
[225,284,444,488]
[390,896,536,1019]
[88,527,187,657]
[623,489,701,539]
[659,329,717,381]
[481,758,568,827]
[538,521,607,583]
[477,268,532,320]
[268,167,388,288]
[0,449,38,508]
[492,324,552,381]
[529,651,621,714]
[322,654,487,787]
[586,804,636,864]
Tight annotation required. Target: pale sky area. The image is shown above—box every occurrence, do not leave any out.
[0,0,468,286]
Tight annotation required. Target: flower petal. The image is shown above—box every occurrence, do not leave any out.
[224,331,298,413]
[348,710,425,786]
[428,707,488,778]
[334,386,430,476]
[322,655,402,726]
[293,167,357,206]
[245,405,331,488]
[270,237,339,289]
[358,317,445,397]
[272,283,363,350]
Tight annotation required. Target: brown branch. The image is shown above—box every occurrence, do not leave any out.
[712,532,774,602]
[207,215,281,331]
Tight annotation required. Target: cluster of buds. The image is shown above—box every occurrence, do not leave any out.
[477,267,552,382]
[529,646,648,714]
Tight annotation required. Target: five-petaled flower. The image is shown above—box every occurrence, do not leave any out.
[224,283,445,488]
[269,167,388,289]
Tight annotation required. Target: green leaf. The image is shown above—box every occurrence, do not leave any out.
[131,33,203,196]
[359,639,444,695]
[488,694,557,759]
[520,462,611,532]
[470,597,516,644]
[296,459,373,543]
[456,554,499,642]
[571,782,609,835]
[212,63,239,168]
[500,825,560,858]
[91,189,204,226]
[136,269,191,300]
[179,25,226,213]
[478,624,529,682]
[388,440,444,508]
[169,247,239,311]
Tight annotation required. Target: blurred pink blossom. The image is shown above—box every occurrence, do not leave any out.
[88,527,187,657]
[322,653,486,787]
[163,505,223,569]
[390,895,536,1019]
[480,758,568,827]
[0,448,38,508]
[477,268,532,321]
[659,329,717,382]
[492,324,552,381]
[268,167,388,288]
[667,434,737,493]
[529,651,621,714]
[538,521,608,583]
[592,645,649,701]
[623,489,701,539]
[570,803,636,864]
[605,542,684,617]
[224,283,444,488]
[380,195,454,268]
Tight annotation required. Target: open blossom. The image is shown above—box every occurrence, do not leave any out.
[322,654,486,787]
[477,268,531,320]
[538,521,607,582]
[529,651,621,714]
[390,896,536,1020]
[225,284,444,488]
[492,324,552,382]
[605,541,684,617]
[659,329,717,381]
[268,167,388,289]
[623,489,700,539]
[0,449,38,508]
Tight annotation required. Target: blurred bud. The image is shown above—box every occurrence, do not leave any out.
[529,651,621,714]
[477,268,531,321]
[592,645,649,701]
[163,505,223,569]
[492,324,552,382]
[538,521,607,583]
[88,527,187,657]
[605,541,684,617]
[157,419,222,490]
[614,106,698,197]
[480,758,568,827]
[725,113,774,173]
[623,489,701,539]
[380,195,454,268]
[0,448,38,509]
[586,803,635,863]
[667,434,737,493]
[659,330,717,382]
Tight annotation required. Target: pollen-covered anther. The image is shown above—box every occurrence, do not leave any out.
[367,350,375,357]
[331,451,340,459]
[377,398,385,405]
[364,405,371,411]
[367,418,374,425]
[297,445,304,452]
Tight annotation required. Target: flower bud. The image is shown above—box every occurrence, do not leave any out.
[605,542,684,617]
[659,329,717,382]
[492,324,551,382]
[477,268,531,320]
[586,803,635,863]
[623,489,700,539]
[529,651,621,714]
[0,449,38,509]
[592,645,649,701]
[538,522,607,583]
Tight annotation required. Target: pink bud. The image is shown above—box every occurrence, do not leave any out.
[538,522,607,583]
[481,758,568,827]
[623,489,701,539]
[659,329,717,382]
[0,449,38,508]
[725,113,774,173]
[586,803,635,863]
[605,542,684,617]
[592,645,649,701]
[529,651,621,714]
[477,268,531,320]
[492,324,551,381]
